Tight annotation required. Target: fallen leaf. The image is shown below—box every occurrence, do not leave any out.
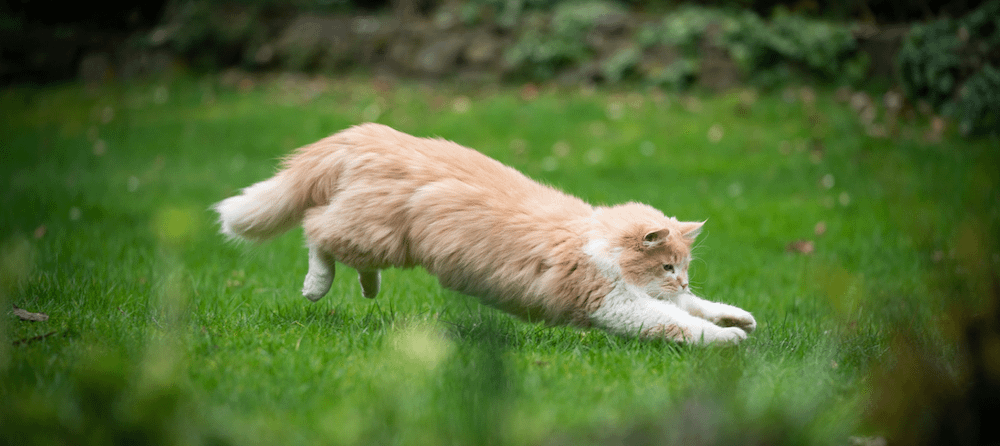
[786,240,815,255]
[814,221,827,236]
[707,124,724,143]
[520,83,539,101]
[12,305,48,322]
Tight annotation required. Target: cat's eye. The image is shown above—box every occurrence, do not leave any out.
[663,264,674,273]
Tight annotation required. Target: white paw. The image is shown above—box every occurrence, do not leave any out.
[713,309,757,334]
[302,272,332,302]
[704,326,747,345]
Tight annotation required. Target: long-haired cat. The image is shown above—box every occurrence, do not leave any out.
[214,123,756,345]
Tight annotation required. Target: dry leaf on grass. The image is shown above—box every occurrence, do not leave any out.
[12,305,48,322]
[814,221,827,236]
[786,240,815,255]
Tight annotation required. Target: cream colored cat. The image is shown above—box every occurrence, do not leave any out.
[214,123,756,345]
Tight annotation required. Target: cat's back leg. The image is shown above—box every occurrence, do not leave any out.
[358,270,380,299]
[303,244,336,301]
[303,204,384,300]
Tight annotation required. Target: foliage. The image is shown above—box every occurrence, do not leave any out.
[472,0,579,29]
[502,3,866,86]
[152,1,270,69]
[743,11,863,80]
[640,6,724,51]
[897,18,964,109]
[503,1,627,79]
[954,64,1000,137]
[599,45,641,83]
[897,0,1000,136]
[639,6,866,88]
[139,1,873,91]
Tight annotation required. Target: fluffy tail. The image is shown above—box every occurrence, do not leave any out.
[214,172,311,242]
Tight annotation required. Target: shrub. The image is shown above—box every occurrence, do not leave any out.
[504,1,627,80]
[898,0,999,136]
[152,1,269,69]
[953,64,1000,136]
[751,11,861,79]
[639,6,866,88]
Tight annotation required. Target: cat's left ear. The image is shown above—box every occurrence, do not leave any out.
[677,221,704,241]
[642,228,670,248]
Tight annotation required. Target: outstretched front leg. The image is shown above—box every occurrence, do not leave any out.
[303,245,336,302]
[676,292,757,334]
[590,285,748,345]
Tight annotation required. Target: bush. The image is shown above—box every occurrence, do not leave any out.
[953,64,1000,137]
[749,11,862,79]
[152,1,270,69]
[504,1,628,80]
[639,6,866,88]
[898,0,1000,136]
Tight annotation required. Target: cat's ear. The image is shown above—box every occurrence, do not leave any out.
[678,221,704,241]
[642,228,670,248]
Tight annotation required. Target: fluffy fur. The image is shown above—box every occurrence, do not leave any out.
[214,123,756,345]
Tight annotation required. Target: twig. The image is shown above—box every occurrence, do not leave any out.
[12,331,61,346]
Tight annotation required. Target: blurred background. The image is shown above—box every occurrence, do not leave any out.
[1,0,997,135]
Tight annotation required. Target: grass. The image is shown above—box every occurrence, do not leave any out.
[1,74,998,445]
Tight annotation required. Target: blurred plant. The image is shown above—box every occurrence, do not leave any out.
[644,6,724,52]
[639,6,865,88]
[150,1,271,69]
[504,25,589,79]
[898,0,1000,136]
[472,0,570,29]
[504,1,627,80]
[742,10,863,83]
[865,269,1000,443]
[953,65,1000,137]
[600,45,641,83]
[0,343,234,446]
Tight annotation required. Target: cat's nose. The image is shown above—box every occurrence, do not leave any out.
[680,281,688,290]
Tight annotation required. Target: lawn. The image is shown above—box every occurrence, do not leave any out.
[2,74,997,445]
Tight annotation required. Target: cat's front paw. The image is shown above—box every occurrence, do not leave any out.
[700,326,747,346]
[713,309,756,334]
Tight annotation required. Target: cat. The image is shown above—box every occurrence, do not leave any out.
[214,123,756,345]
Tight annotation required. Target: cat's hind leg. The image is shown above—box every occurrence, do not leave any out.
[358,270,380,299]
[303,245,336,302]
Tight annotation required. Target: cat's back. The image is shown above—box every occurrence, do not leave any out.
[336,123,533,192]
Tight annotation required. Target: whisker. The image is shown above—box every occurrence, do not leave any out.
[690,256,710,270]
[692,230,710,250]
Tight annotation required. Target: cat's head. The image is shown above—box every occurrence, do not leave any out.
[592,203,703,299]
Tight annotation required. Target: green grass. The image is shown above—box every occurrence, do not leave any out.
[1,75,998,445]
